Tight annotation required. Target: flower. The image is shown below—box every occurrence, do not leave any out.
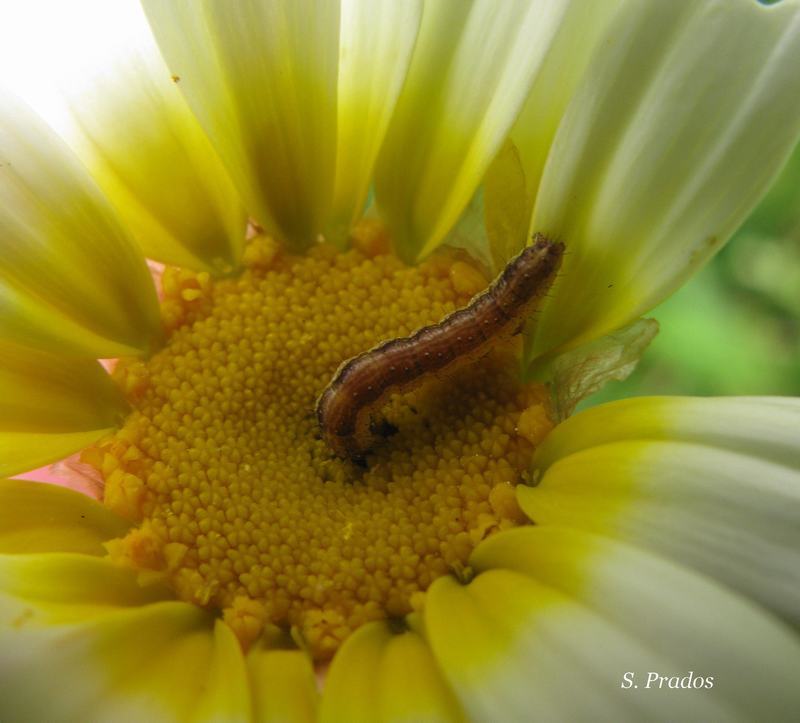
[1,0,800,720]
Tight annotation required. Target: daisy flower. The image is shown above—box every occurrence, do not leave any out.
[1,0,799,720]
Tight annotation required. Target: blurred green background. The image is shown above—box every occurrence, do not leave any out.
[585,142,800,406]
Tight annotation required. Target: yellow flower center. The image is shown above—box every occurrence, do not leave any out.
[85,225,554,660]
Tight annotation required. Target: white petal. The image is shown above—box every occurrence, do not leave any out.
[527,0,800,364]
[0,93,162,358]
[374,0,572,262]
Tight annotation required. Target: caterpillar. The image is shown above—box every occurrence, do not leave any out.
[316,234,564,462]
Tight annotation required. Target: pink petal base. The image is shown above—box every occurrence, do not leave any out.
[15,454,103,499]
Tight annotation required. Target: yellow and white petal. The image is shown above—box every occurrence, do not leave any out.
[520,406,800,625]
[504,0,623,252]
[1,605,244,721]
[248,646,318,723]
[0,552,250,721]
[0,93,161,358]
[0,0,247,274]
[523,398,800,626]
[326,0,422,244]
[0,343,127,434]
[320,623,391,723]
[143,0,341,252]
[321,620,464,723]
[374,0,572,262]
[531,396,800,472]
[193,620,252,722]
[0,479,128,555]
[377,628,465,723]
[320,621,386,722]
[0,342,128,477]
[527,0,800,365]
[0,553,171,624]
[425,528,800,722]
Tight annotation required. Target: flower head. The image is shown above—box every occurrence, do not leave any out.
[1,0,800,720]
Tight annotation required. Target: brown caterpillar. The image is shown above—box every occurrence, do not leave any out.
[316,234,564,461]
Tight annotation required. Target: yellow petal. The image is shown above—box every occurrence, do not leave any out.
[143,0,341,252]
[0,553,171,623]
[378,627,465,723]
[527,0,800,363]
[320,621,387,722]
[0,93,162,358]
[0,479,128,555]
[0,342,128,477]
[0,0,247,274]
[483,140,529,273]
[375,0,573,262]
[0,552,250,720]
[1,430,113,481]
[194,620,252,722]
[321,620,463,723]
[0,343,126,434]
[248,647,318,723]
